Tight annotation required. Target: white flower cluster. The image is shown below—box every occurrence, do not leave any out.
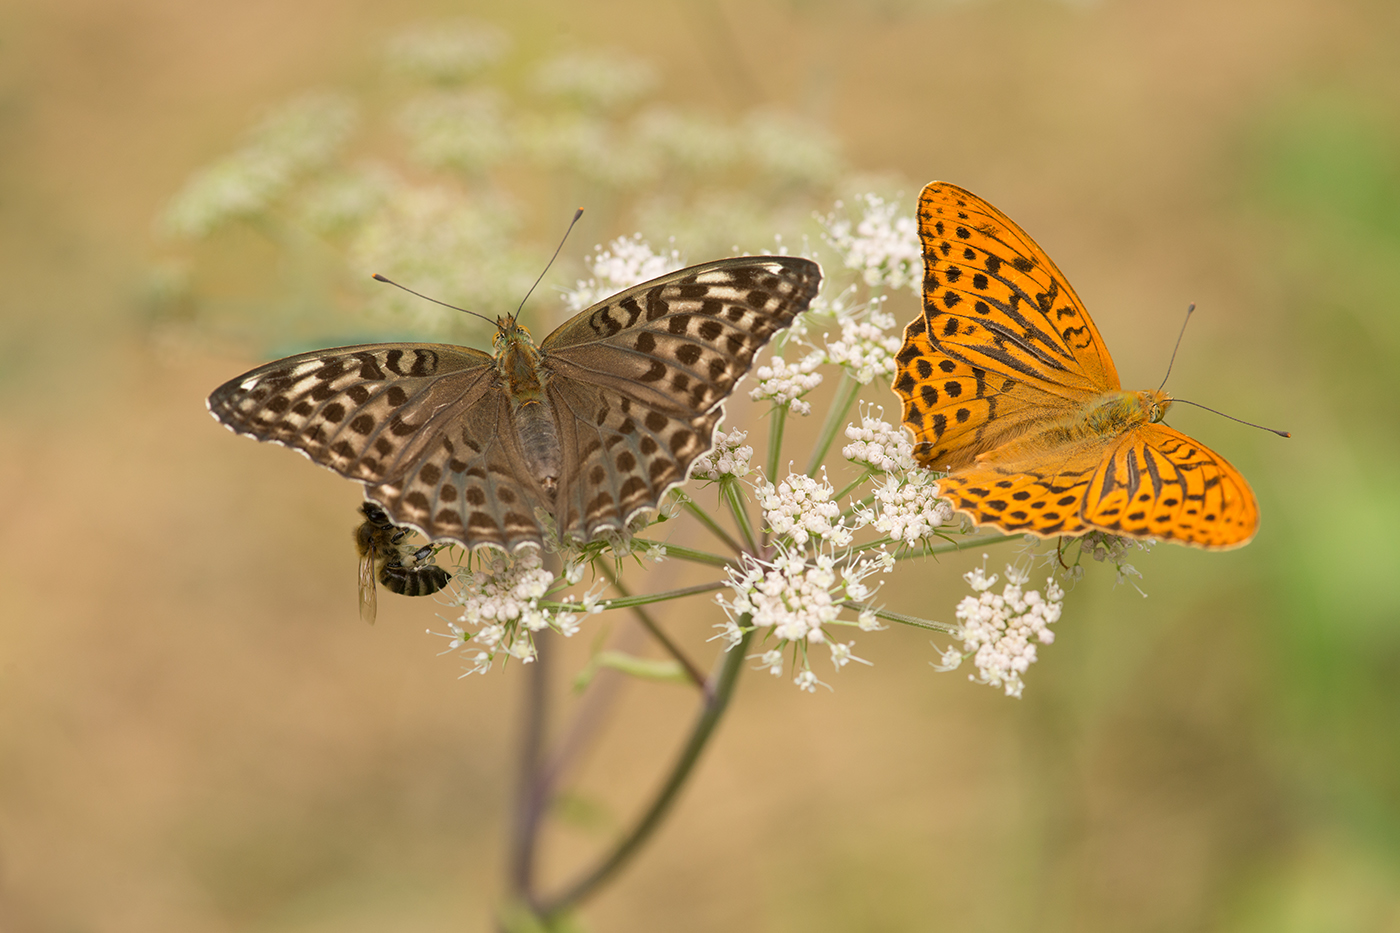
[563,234,684,312]
[398,88,510,173]
[858,472,955,547]
[940,561,1064,698]
[749,353,824,415]
[690,428,754,480]
[842,404,915,473]
[384,20,511,83]
[533,51,657,111]
[823,303,903,385]
[758,468,853,548]
[823,193,922,294]
[443,550,600,674]
[162,92,358,238]
[717,545,888,691]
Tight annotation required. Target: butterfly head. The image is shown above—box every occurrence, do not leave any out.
[1140,389,1173,423]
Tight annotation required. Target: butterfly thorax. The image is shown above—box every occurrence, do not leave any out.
[493,321,562,498]
[1066,388,1173,442]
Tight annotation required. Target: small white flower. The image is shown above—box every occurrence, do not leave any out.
[864,471,955,546]
[757,468,852,548]
[857,608,883,632]
[822,193,921,294]
[822,302,902,385]
[691,428,754,480]
[828,641,870,670]
[749,353,824,415]
[563,234,684,312]
[755,649,784,676]
[943,561,1065,697]
[793,669,824,693]
[842,403,916,473]
[443,548,587,673]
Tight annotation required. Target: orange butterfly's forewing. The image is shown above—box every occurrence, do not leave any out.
[894,181,1260,550]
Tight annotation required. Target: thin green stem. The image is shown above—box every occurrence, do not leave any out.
[840,602,957,634]
[546,580,726,613]
[892,532,1023,560]
[834,472,872,503]
[631,537,735,569]
[805,371,862,476]
[681,498,743,556]
[538,624,754,919]
[767,403,788,479]
[594,563,706,690]
[720,477,758,553]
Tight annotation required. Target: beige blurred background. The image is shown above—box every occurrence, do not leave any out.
[4,0,1400,930]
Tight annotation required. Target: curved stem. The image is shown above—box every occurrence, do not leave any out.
[595,563,707,691]
[508,627,550,912]
[538,624,755,920]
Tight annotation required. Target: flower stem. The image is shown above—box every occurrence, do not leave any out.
[806,371,861,476]
[552,580,725,612]
[632,537,735,569]
[841,602,958,634]
[508,627,551,911]
[681,498,744,556]
[767,402,789,479]
[594,563,707,690]
[720,477,758,553]
[538,623,755,920]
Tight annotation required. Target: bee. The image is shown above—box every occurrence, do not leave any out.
[355,502,453,624]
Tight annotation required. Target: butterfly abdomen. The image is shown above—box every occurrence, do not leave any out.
[513,396,562,497]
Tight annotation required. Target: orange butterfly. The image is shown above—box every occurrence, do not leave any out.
[893,182,1260,549]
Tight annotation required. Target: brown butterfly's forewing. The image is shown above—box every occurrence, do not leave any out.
[894,182,1260,549]
[209,256,822,551]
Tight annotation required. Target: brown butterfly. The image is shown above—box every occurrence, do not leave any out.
[210,256,822,551]
[894,182,1260,549]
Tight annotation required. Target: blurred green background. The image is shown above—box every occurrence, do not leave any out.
[4,0,1400,930]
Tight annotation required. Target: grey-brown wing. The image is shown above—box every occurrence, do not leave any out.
[364,386,552,552]
[207,343,496,484]
[540,257,821,536]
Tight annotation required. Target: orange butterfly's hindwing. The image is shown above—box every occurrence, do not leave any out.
[894,181,1260,550]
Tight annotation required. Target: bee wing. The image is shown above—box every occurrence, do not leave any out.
[358,548,379,625]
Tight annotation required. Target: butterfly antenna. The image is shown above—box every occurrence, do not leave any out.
[512,207,585,326]
[1157,303,1195,392]
[370,274,497,327]
[1172,399,1291,438]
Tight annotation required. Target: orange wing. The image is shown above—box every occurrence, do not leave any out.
[935,423,1259,549]
[895,182,1120,471]
[1080,423,1258,549]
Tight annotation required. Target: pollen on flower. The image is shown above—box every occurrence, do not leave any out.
[940,560,1064,698]
[691,428,754,480]
[563,234,684,311]
[749,353,824,414]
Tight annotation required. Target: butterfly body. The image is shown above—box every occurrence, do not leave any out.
[210,256,822,552]
[895,183,1258,549]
